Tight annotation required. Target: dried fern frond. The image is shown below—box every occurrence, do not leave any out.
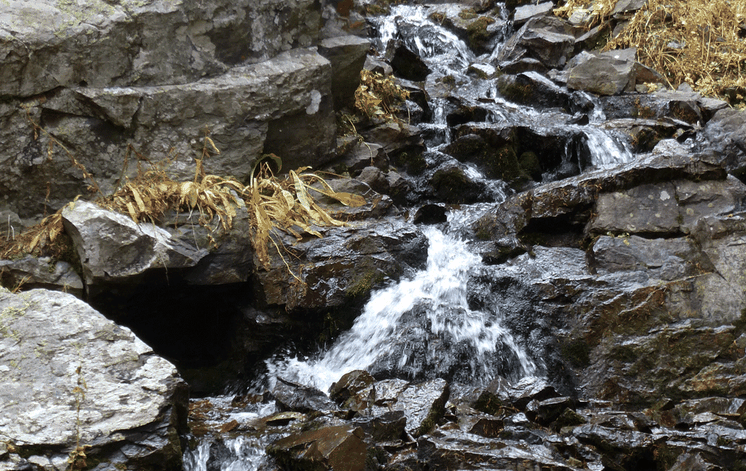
[246,163,367,272]
[355,70,410,122]
[0,209,67,260]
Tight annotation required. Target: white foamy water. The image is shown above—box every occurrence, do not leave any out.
[584,127,634,168]
[267,225,536,393]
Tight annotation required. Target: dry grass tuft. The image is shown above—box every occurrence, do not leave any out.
[605,0,746,101]
[556,0,746,103]
[247,163,365,271]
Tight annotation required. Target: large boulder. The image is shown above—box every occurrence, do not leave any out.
[61,200,254,292]
[0,288,188,470]
[567,48,666,96]
[495,16,577,70]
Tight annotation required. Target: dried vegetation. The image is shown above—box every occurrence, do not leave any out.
[1,122,366,283]
[354,69,410,123]
[557,0,746,103]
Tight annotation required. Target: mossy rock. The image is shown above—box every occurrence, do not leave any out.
[497,77,536,105]
[467,16,496,53]
[391,150,427,175]
[431,167,480,203]
[560,339,591,368]
[518,151,542,180]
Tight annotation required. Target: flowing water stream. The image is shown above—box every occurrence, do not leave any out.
[183,5,636,469]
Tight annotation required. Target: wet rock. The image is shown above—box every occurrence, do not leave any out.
[0,0,322,96]
[330,370,376,404]
[391,379,450,437]
[0,288,188,471]
[413,204,448,225]
[567,48,665,96]
[573,425,656,468]
[513,2,554,26]
[333,138,388,175]
[525,396,576,425]
[61,200,254,292]
[0,255,83,297]
[272,377,339,413]
[360,121,426,160]
[428,4,509,54]
[418,430,574,470]
[589,177,746,236]
[61,201,206,286]
[319,35,371,110]
[254,217,428,310]
[268,425,367,471]
[2,48,336,220]
[589,235,711,280]
[603,118,681,153]
[497,71,575,110]
[428,164,487,203]
[457,409,505,438]
[496,16,578,70]
[443,131,524,185]
[385,40,431,82]
[600,90,729,124]
[700,108,746,179]
[474,151,727,244]
[353,411,407,442]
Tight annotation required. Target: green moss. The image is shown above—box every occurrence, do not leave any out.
[653,443,681,471]
[560,339,591,368]
[475,228,491,241]
[440,75,456,87]
[553,408,586,430]
[346,271,384,299]
[392,151,427,176]
[466,65,489,79]
[518,151,541,181]
[458,9,478,20]
[466,17,496,51]
[473,391,507,416]
[431,167,474,203]
[498,80,535,104]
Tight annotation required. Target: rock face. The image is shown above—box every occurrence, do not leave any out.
[0,0,366,221]
[1,47,336,220]
[0,0,322,95]
[0,288,188,470]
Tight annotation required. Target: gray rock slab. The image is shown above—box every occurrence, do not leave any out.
[62,201,207,286]
[319,35,371,110]
[0,256,83,296]
[0,288,187,470]
[514,2,555,26]
[0,0,322,96]
[497,16,578,69]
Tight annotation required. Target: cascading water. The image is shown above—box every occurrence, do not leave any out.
[267,223,537,392]
[183,5,641,469]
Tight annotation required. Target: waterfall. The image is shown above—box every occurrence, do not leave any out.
[183,5,643,470]
[267,223,537,392]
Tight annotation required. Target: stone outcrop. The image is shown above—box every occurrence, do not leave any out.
[0,0,376,222]
[0,288,188,470]
[0,0,322,95]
